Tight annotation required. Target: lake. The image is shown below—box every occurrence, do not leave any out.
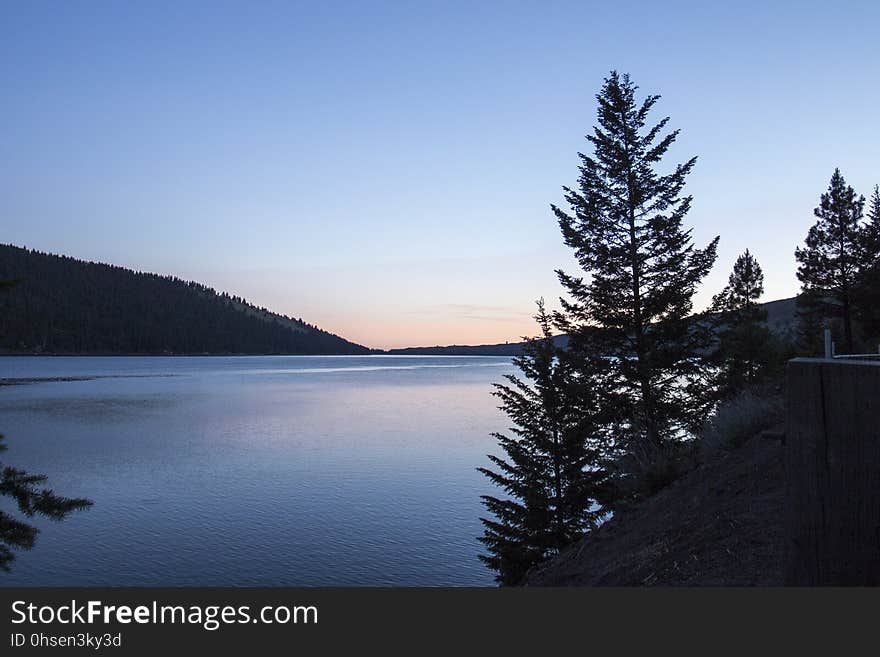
[0,355,517,586]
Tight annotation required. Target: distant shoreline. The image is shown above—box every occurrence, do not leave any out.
[0,373,179,386]
[0,352,513,358]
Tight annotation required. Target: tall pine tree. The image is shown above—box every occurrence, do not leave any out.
[478,301,608,585]
[553,71,718,498]
[795,168,865,354]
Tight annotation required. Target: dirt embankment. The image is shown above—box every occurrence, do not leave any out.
[525,433,785,586]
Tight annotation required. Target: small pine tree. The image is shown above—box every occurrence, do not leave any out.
[795,169,865,354]
[709,250,777,397]
[856,185,880,347]
[795,289,827,357]
[553,71,719,497]
[864,185,880,250]
[711,249,764,316]
[478,301,607,585]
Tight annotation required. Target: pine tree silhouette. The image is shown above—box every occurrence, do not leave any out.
[711,250,764,315]
[795,169,865,354]
[0,434,93,571]
[478,301,608,585]
[709,250,778,397]
[553,71,718,499]
[856,185,880,347]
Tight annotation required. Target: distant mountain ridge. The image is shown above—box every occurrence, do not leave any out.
[388,298,799,356]
[387,335,569,357]
[0,244,369,355]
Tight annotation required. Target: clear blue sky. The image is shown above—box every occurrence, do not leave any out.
[3,1,878,348]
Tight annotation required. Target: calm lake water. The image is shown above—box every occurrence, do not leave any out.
[0,356,517,586]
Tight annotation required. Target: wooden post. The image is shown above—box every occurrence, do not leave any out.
[786,358,880,585]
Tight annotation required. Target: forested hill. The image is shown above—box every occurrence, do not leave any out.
[0,244,369,355]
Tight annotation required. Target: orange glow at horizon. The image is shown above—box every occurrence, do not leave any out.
[328,316,541,351]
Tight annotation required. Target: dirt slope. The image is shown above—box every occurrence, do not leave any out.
[525,434,786,586]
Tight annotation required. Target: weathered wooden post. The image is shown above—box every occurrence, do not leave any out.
[786,358,880,585]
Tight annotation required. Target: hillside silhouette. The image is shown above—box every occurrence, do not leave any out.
[0,244,368,355]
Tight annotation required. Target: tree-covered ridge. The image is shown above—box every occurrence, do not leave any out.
[0,244,369,355]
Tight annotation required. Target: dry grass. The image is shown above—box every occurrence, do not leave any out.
[701,388,784,456]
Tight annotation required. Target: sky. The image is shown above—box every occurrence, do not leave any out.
[2,1,879,349]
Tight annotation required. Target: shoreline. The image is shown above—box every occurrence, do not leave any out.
[0,352,512,358]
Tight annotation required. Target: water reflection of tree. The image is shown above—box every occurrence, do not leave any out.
[1,278,92,570]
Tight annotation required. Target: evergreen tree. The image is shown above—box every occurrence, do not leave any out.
[0,434,93,570]
[795,294,826,357]
[856,185,880,347]
[865,185,880,254]
[711,249,764,316]
[795,169,865,354]
[709,250,777,397]
[0,279,92,571]
[478,301,607,585]
[552,71,719,497]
